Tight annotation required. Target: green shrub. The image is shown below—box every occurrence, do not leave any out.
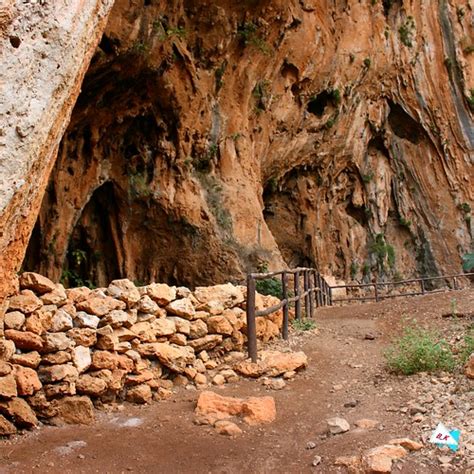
[256,278,283,298]
[460,329,474,364]
[237,22,271,55]
[292,318,316,331]
[462,253,474,272]
[363,57,371,68]
[384,325,455,375]
[399,17,415,47]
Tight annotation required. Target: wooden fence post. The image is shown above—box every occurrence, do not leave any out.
[308,270,314,318]
[246,275,257,362]
[303,270,310,318]
[374,282,379,302]
[281,271,289,340]
[420,279,425,295]
[294,271,301,320]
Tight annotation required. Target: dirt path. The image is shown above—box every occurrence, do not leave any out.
[0,289,472,473]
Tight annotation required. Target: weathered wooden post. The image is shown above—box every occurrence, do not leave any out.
[281,271,289,340]
[294,270,301,320]
[308,270,315,318]
[303,270,310,318]
[246,275,257,362]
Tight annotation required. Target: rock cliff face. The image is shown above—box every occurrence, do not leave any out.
[16,0,474,288]
[0,0,115,310]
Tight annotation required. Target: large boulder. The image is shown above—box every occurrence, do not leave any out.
[76,375,107,397]
[195,391,243,425]
[42,332,74,352]
[195,391,276,427]
[188,335,223,352]
[49,309,74,332]
[241,396,276,426]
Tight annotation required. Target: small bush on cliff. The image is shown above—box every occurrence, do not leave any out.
[462,253,474,272]
[237,22,271,55]
[399,17,415,47]
[256,278,283,299]
[370,233,396,270]
[385,325,455,375]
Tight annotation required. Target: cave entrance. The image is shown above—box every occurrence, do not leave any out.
[62,181,120,288]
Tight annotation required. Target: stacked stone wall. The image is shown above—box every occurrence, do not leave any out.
[0,273,283,434]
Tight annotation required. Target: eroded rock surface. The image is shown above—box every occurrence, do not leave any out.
[20,0,473,291]
[0,0,115,310]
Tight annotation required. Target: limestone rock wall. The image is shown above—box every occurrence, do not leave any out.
[23,0,473,289]
[0,272,283,434]
[0,0,115,311]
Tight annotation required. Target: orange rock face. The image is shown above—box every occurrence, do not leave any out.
[1,0,473,303]
[0,1,115,311]
[14,0,472,292]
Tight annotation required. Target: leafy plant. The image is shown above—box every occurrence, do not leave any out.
[256,278,283,298]
[459,202,471,213]
[370,233,396,270]
[363,57,371,68]
[459,329,474,364]
[399,17,415,47]
[350,261,358,280]
[384,325,455,375]
[237,22,271,55]
[462,253,474,272]
[467,89,474,111]
[362,171,374,183]
[399,216,412,228]
[292,318,317,331]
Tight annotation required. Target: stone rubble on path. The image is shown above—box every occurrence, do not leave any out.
[0,273,306,434]
[194,390,276,434]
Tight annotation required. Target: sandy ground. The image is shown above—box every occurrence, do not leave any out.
[0,289,472,474]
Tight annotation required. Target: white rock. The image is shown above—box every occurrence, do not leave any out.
[75,312,100,329]
[327,417,350,434]
[72,346,91,373]
[50,309,74,332]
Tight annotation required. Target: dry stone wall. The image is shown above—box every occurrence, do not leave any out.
[0,273,284,435]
